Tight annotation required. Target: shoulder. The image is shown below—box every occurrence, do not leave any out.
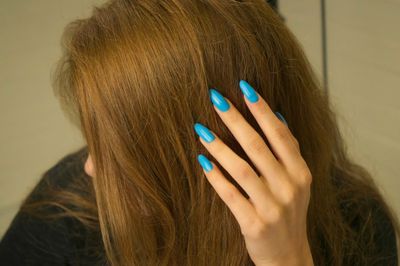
[0,146,104,265]
[27,146,89,202]
[359,198,398,265]
[336,175,399,265]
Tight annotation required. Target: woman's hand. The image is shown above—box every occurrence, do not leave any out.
[194,80,314,266]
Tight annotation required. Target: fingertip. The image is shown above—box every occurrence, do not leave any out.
[197,154,213,173]
[275,112,288,126]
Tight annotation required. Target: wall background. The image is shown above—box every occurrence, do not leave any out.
[1,0,399,237]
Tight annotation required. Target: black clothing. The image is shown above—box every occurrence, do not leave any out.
[267,0,278,12]
[0,147,105,266]
[0,147,398,265]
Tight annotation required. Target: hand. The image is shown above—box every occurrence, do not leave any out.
[194,80,314,266]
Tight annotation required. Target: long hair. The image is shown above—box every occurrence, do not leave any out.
[25,0,399,265]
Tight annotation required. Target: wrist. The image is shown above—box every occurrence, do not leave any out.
[257,247,314,266]
[257,257,313,266]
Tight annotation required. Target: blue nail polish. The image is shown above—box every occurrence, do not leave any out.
[194,123,215,143]
[275,112,288,126]
[209,89,230,112]
[239,80,259,103]
[197,154,213,172]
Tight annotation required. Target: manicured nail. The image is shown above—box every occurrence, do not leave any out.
[197,154,213,172]
[194,123,215,143]
[239,80,259,103]
[209,88,230,112]
[275,112,288,126]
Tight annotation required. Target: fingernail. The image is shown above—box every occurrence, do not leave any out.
[194,123,215,143]
[239,80,259,103]
[275,112,288,126]
[197,154,213,172]
[209,88,230,112]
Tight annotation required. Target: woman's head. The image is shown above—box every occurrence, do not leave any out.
[52,0,399,265]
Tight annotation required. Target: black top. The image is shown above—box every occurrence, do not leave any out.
[0,147,398,265]
[0,147,105,266]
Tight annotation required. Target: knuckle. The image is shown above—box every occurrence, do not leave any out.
[246,218,269,238]
[293,137,300,150]
[247,134,266,154]
[272,125,290,141]
[281,186,298,205]
[221,187,237,203]
[237,161,254,179]
[299,167,312,186]
[266,205,284,224]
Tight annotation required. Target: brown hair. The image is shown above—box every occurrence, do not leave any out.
[24,0,400,265]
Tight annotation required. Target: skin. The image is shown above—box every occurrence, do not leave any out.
[197,88,314,266]
[84,153,95,178]
[83,85,314,266]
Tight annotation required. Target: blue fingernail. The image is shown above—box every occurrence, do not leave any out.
[194,123,215,143]
[239,80,259,103]
[209,88,230,112]
[275,112,288,126]
[197,154,213,172]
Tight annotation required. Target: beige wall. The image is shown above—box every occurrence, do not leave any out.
[279,0,400,217]
[1,0,399,237]
[0,0,103,237]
